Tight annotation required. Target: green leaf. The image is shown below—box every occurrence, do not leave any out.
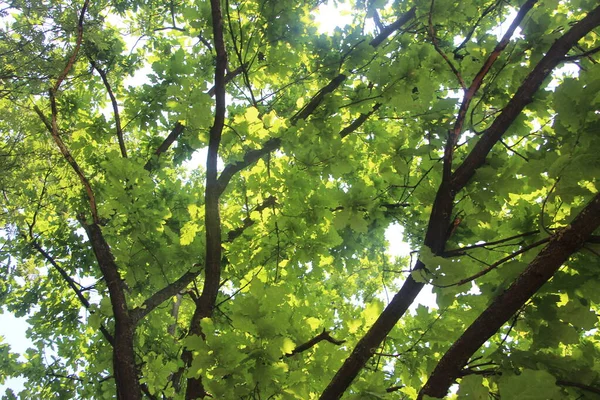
[458,375,488,399]
[499,369,561,400]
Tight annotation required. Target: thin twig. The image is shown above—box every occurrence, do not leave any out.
[428,0,466,90]
[435,237,550,288]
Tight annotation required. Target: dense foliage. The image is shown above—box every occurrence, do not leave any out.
[1,0,600,398]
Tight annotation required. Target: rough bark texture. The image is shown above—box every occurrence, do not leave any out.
[419,191,600,399]
[183,0,228,397]
[83,223,141,400]
[319,4,600,399]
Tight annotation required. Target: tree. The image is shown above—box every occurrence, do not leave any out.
[1,0,599,398]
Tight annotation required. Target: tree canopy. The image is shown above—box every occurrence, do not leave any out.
[1,0,600,398]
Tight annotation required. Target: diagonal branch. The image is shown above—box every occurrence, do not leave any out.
[441,229,540,257]
[34,90,100,224]
[216,138,281,195]
[435,237,549,288]
[369,7,416,47]
[144,122,185,171]
[563,45,600,62]
[207,64,245,96]
[53,0,89,91]
[89,60,127,158]
[130,196,276,325]
[226,196,277,242]
[216,7,417,194]
[453,0,503,55]
[339,103,382,139]
[443,0,538,181]
[318,6,600,399]
[556,380,600,396]
[291,74,348,124]
[419,191,600,399]
[130,268,201,325]
[30,239,115,346]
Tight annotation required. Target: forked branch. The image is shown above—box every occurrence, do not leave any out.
[419,191,600,399]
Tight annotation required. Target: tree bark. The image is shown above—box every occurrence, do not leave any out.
[319,4,600,398]
[419,191,600,399]
[83,223,141,400]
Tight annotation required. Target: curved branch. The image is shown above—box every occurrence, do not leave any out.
[53,0,90,91]
[30,239,115,346]
[184,0,228,396]
[428,0,466,90]
[452,4,600,189]
[285,329,345,357]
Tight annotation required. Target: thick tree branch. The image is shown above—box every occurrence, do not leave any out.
[195,0,228,329]
[184,0,228,396]
[318,6,600,399]
[419,191,600,399]
[89,60,127,158]
[80,221,141,400]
